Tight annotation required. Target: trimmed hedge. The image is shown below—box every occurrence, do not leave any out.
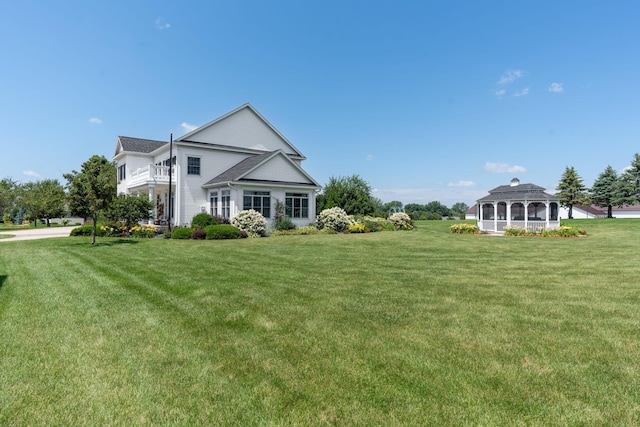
[191,213,216,229]
[205,224,241,240]
[171,227,194,239]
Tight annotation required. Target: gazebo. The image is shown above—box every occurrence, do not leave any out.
[476,178,561,233]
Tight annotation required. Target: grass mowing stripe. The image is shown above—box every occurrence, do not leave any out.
[1,221,640,424]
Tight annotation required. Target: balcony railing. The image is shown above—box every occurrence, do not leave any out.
[128,165,174,186]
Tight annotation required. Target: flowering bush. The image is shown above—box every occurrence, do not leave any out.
[231,209,267,238]
[130,224,157,238]
[316,207,351,232]
[389,212,414,230]
[450,223,479,234]
[348,223,367,233]
[503,225,586,237]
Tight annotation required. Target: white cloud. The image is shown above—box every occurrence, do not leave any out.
[180,122,198,133]
[448,180,475,187]
[89,117,102,124]
[497,69,523,86]
[366,154,375,161]
[22,170,42,179]
[484,161,527,173]
[155,17,171,30]
[513,88,529,97]
[495,88,507,98]
[548,82,564,93]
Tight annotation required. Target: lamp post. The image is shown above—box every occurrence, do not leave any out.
[168,133,173,233]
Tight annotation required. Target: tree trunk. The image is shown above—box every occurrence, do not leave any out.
[91,216,97,245]
[607,206,613,218]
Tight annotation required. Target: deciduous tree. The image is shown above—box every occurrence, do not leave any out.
[64,155,116,244]
[18,179,66,227]
[105,194,155,229]
[318,175,375,215]
[0,177,17,221]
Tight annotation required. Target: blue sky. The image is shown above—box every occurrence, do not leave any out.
[2,1,639,206]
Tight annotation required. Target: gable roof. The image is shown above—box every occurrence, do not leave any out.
[175,103,306,158]
[116,136,167,155]
[203,149,320,188]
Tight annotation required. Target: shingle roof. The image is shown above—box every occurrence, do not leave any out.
[477,182,559,202]
[204,151,277,186]
[118,136,167,153]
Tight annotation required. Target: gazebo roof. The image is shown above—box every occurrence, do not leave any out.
[477,178,559,202]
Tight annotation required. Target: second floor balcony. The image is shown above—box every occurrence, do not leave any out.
[128,164,175,187]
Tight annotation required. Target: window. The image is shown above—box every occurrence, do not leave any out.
[210,191,219,217]
[243,191,270,218]
[221,190,230,218]
[118,164,126,182]
[187,157,200,175]
[285,192,309,218]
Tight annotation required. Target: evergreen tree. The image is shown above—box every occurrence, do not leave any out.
[319,175,375,215]
[618,153,640,206]
[590,165,620,218]
[557,166,589,219]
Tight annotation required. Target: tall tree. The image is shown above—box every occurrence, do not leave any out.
[105,194,155,229]
[557,166,589,219]
[319,175,375,215]
[18,179,66,227]
[64,155,116,244]
[618,153,640,206]
[450,202,469,219]
[590,165,620,218]
[0,177,17,221]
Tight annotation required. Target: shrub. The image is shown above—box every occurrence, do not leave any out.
[71,224,108,237]
[205,224,241,239]
[191,228,207,240]
[316,207,351,232]
[271,226,320,236]
[389,212,414,230]
[212,215,230,224]
[171,227,193,239]
[348,223,367,233]
[274,216,296,231]
[450,223,479,234]
[359,216,394,232]
[231,209,267,238]
[191,213,216,229]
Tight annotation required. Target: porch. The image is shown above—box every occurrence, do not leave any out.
[129,164,174,187]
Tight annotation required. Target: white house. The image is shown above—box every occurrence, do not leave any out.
[113,104,321,228]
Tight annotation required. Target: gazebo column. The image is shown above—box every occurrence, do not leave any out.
[524,202,529,229]
[545,201,550,229]
[506,202,512,229]
[492,203,498,232]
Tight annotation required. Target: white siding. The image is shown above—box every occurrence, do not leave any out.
[117,153,153,194]
[183,107,295,153]
[244,154,311,184]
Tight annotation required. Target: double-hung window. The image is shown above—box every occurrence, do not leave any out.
[243,191,271,218]
[221,190,231,218]
[210,191,219,217]
[285,193,309,218]
[118,164,126,182]
[187,157,200,175]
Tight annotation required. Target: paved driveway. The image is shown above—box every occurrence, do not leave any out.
[0,226,73,242]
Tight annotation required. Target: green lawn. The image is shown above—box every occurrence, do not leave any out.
[1,220,639,425]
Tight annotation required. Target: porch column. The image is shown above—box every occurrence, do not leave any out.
[524,202,529,229]
[506,202,512,229]
[148,185,155,225]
